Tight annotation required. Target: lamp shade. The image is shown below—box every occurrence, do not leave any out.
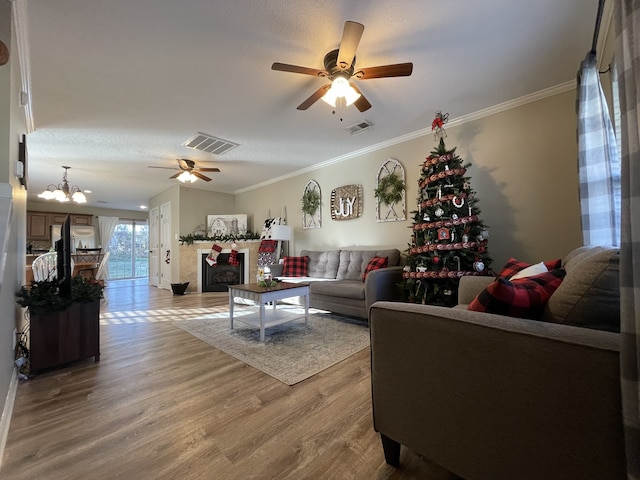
[270,225,291,241]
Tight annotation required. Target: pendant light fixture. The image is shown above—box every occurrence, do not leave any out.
[37,166,88,204]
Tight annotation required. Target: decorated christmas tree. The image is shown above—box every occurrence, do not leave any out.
[401,112,493,306]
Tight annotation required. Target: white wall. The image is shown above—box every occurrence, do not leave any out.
[178,187,235,235]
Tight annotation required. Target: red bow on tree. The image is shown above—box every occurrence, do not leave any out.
[431,110,449,140]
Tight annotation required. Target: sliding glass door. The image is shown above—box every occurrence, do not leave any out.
[108,220,149,279]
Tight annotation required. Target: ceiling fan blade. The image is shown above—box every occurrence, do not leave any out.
[169,172,181,179]
[349,83,372,112]
[148,166,179,171]
[297,84,331,110]
[196,167,221,172]
[272,62,328,77]
[337,21,364,70]
[354,63,413,79]
[192,171,212,182]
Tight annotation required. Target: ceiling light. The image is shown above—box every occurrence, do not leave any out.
[177,171,198,183]
[38,166,87,204]
[321,76,361,108]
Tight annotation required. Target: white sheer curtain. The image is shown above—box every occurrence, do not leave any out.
[97,216,119,280]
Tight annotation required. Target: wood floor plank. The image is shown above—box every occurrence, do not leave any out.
[1,279,458,480]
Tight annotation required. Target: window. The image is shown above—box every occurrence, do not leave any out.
[108,220,149,279]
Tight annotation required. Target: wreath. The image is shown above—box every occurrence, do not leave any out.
[301,189,321,216]
[374,173,406,206]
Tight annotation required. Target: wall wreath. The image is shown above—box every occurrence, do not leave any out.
[301,189,320,216]
[376,158,406,222]
[302,179,322,229]
[374,173,406,206]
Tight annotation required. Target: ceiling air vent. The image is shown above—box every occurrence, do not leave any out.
[183,132,239,155]
[345,120,373,135]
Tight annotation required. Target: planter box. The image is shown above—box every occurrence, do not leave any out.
[29,301,100,373]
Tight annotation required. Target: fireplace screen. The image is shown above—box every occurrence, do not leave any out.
[201,253,245,292]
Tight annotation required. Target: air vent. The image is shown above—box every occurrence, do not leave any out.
[345,120,373,135]
[183,132,239,155]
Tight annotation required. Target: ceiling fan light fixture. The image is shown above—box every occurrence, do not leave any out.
[321,76,361,107]
[177,171,198,183]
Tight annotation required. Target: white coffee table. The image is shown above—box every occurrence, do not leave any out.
[229,282,310,341]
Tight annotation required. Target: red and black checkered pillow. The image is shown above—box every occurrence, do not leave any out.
[282,256,309,277]
[468,269,566,319]
[362,256,388,281]
[498,257,562,279]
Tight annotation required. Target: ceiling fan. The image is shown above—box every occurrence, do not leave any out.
[272,20,413,112]
[147,158,220,183]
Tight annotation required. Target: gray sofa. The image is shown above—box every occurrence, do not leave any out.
[270,248,404,319]
[369,245,625,479]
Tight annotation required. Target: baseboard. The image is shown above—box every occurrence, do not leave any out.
[0,367,19,469]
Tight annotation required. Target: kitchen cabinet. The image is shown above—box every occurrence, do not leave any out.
[49,213,68,224]
[27,212,94,242]
[71,214,92,226]
[27,212,50,241]
[50,213,92,226]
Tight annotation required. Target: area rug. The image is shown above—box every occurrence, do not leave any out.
[173,310,369,385]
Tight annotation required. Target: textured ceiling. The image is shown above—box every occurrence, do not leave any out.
[19,0,598,211]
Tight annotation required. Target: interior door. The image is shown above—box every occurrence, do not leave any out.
[149,206,159,286]
[160,202,171,290]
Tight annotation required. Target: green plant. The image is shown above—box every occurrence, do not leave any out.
[374,173,406,206]
[179,232,260,245]
[16,276,104,313]
[301,189,320,216]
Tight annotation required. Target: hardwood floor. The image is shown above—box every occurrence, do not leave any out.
[2,279,457,480]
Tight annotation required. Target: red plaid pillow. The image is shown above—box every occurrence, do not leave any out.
[468,269,566,319]
[362,256,389,281]
[282,256,309,277]
[498,257,562,279]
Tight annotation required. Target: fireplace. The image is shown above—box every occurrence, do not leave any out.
[201,253,245,292]
[195,247,250,293]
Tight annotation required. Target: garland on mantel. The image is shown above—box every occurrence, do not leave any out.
[179,232,261,245]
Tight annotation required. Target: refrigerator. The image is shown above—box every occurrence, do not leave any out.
[51,224,97,250]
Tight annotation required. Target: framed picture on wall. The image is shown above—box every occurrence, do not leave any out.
[207,214,247,236]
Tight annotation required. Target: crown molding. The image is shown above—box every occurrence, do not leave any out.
[236,80,576,195]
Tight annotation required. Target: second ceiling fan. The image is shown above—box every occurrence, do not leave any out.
[148,158,220,182]
[272,20,413,112]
